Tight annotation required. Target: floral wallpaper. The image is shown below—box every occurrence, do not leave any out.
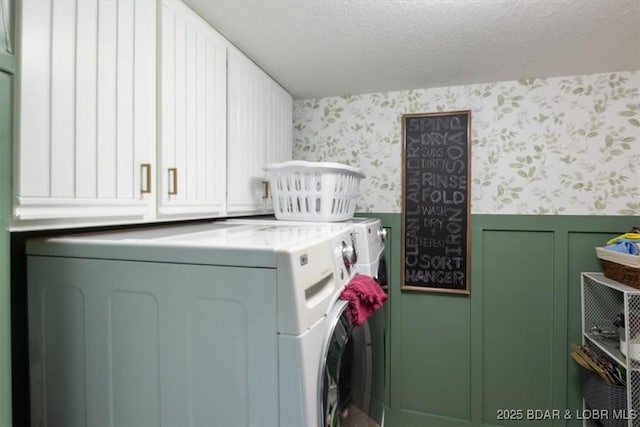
[292,71,640,215]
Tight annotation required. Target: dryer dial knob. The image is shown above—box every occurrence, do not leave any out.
[378,228,387,242]
[342,241,357,269]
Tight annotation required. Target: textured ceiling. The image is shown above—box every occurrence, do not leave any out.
[183,0,640,99]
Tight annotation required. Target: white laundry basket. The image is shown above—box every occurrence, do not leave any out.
[264,161,365,221]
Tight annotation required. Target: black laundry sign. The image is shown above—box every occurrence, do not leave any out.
[401,111,471,294]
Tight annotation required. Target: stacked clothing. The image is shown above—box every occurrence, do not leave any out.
[605,228,640,256]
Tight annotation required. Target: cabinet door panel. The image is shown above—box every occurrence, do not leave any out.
[133,0,156,208]
[159,0,226,218]
[16,0,156,225]
[266,79,293,165]
[18,0,50,198]
[227,49,292,214]
[263,81,292,210]
[196,32,207,202]
[160,7,175,190]
[227,49,268,214]
[173,15,187,202]
[50,0,75,198]
[75,0,98,199]
[184,25,197,202]
[96,0,118,200]
[116,0,135,200]
[209,46,226,203]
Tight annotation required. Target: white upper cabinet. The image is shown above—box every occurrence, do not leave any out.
[227,48,292,215]
[15,0,156,226]
[13,0,292,229]
[159,1,227,218]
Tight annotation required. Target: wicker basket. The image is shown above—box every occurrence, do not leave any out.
[580,368,627,427]
[596,247,640,289]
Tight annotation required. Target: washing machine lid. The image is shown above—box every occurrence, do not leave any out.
[223,217,381,256]
[223,217,385,268]
[26,221,352,268]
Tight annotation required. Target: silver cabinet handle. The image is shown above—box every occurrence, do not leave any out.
[262,180,270,199]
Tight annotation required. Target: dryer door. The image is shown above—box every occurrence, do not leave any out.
[319,302,373,427]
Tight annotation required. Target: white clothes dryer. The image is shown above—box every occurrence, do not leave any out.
[26,221,360,427]
[349,218,389,427]
[224,217,389,426]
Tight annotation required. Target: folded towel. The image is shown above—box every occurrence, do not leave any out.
[606,232,640,246]
[605,241,640,256]
[339,274,387,327]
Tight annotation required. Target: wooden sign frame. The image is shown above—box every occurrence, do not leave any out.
[401,111,471,295]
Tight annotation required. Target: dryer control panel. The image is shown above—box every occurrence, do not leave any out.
[276,225,356,336]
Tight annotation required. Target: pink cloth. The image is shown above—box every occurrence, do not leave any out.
[339,274,388,327]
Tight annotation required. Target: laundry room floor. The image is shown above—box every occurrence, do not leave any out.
[342,405,380,427]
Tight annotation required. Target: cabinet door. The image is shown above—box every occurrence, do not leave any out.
[158,1,227,218]
[15,0,156,226]
[227,48,292,215]
[265,79,293,166]
[227,48,268,214]
[264,78,293,209]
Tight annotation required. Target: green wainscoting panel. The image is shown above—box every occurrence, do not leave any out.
[1,63,13,426]
[482,230,555,425]
[361,213,637,427]
[401,293,470,419]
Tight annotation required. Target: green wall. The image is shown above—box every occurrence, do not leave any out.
[366,213,635,427]
[0,56,14,425]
